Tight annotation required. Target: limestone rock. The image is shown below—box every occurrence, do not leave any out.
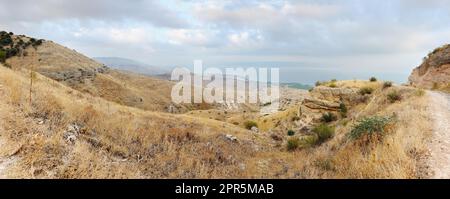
[409,44,450,89]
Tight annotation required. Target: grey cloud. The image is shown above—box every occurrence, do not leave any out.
[0,0,187,28]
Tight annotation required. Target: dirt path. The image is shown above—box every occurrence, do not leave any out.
[427,91,450,179]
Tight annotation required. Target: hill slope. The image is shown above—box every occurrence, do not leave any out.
[0,31,436,179]
[409,44,450,92]
[2,34,189,112]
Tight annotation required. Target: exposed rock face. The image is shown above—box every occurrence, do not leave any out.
[302,98,340,111]
[297,86,359,125]
[409,44,450,89]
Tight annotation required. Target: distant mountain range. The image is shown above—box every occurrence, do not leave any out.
[93,57,170,76]
[281,82,313,90]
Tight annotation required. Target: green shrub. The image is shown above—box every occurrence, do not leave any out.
[358,87,374,95]
[331,79,337,82]
[387,91,401,103]
[329,82,337,88]
[0,50,6,63]
[383,81,393,88]
[32,39,43,47]
[287,137,300,151]
[300,135,319,147]
[6,47,18,58]
[321,112,337,123]
[313,124,335,142]
[315,81,322,87]
[370,77,377,82]
[348,116,394,140]
[287,130,295,136]
[244,120,258,130]
[339,102,348,117]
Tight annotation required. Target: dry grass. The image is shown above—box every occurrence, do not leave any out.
[0,66,434,179]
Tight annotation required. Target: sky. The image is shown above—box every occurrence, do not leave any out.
[1,0,449,84]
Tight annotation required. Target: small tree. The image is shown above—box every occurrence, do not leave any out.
[370,77,377,82]
[339,102,348,117]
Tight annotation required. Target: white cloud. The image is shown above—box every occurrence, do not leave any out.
[167,29,215,46]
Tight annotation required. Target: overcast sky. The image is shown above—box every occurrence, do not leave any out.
[1,0,449,83]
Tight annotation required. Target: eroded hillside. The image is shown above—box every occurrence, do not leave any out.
[409,44,450,92]
[0,32,435,179]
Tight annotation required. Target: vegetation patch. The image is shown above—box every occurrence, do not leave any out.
[348,116,394,140]
[387,91,402,103]
[287,130,295,136]
[244,120,258,130]
[383,81,393,89]
[313,124,335,143]
[287,137,300,151]
[339,102,348,117]
[370,77,377,82]
[358,87,374,95]
[321,112,337,123]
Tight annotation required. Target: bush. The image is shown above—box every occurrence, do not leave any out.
[383,81,393,88]
[300,135,319,147]
[315,81,322,87]
[348,116,394,140]
[358,87,374,95]
[370,77,377,82]
[6,47,18,58]
[0,35,12,46]
[339,102,348,117]
[313,124,335,143]
[321,112,337,123]
[328,82,337,88]
[331,79,337,82]
[0,50,6,63]
[287,137,300,151]
[244,120,258,130]
[387,91,401,103]
[415,89,425,97]
[287,130,295,136]
[32,39,43,47]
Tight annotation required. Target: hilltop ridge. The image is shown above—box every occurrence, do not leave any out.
[409,44,450,92]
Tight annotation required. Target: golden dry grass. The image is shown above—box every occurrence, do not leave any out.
[0,66,434,179]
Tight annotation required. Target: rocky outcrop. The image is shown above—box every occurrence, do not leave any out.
[409,44,450,89]
[302,98,340,111]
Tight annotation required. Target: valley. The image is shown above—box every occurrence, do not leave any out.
[0,32,448,179]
